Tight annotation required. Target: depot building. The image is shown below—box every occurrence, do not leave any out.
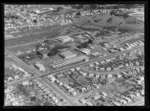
[57,36,74,43]
[60,51,77,59]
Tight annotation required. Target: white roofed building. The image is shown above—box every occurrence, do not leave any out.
[60,51,77,59]
[34,62,46,71]
[57,36,74,43]
[81,48,91,55]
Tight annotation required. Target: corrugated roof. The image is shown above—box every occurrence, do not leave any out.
[61,51,75,56]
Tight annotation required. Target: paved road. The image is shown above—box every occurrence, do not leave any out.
[5,45,143,87]
[40,77,75,105]
[5,50,73,105]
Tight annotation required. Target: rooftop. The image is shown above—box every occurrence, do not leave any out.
[61,51,76,57]
[57,36,73,42]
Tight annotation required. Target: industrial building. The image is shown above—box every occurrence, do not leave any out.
[91,52,100,56]
[81,48,91,55]
[52,55,89,68]
[34,62,46,71]
[60,51,77,59]
[57,36,74,43]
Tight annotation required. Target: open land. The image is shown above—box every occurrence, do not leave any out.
[4,4,145,106]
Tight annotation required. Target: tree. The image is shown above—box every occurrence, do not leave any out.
[47,49,59,57]
[34,43,42,50]
[57,7,63,11]
[125,4,135,9]
[76,5,83,9]
[15,84,29,97]
[44,101,52,106]
[123,13,129,18]
[107,17,112,23]
[30,96,36,101]
[89,4,97,9]
[76,12,81,16]
[43,40,49,45]
[33,19,37,23]
[113,5,118,9]
[88,39,93,44]
[36,51,43,59]
[26,53,36,60]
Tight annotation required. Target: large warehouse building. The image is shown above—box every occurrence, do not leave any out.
[57,36,74,43]
[52,55,89,68]
[60,51,77,59]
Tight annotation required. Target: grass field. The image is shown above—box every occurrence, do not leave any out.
[5,25,71,47]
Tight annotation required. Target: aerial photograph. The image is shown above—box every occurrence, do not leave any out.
[4,4,144,106]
